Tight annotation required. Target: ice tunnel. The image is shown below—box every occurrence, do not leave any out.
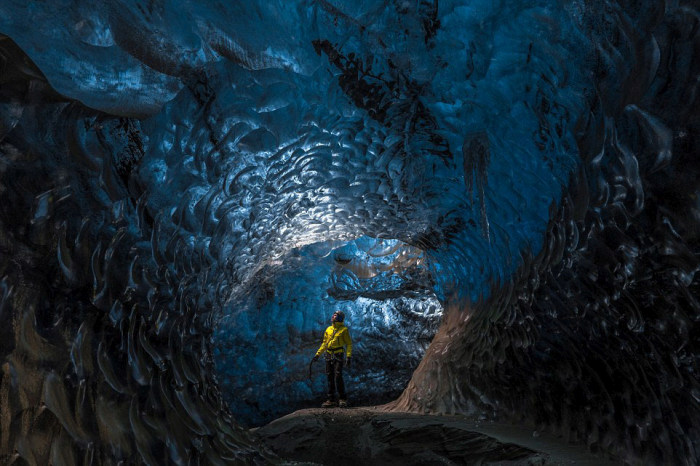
[0,0,699,464]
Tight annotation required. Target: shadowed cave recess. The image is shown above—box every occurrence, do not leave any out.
[0,0,698,464]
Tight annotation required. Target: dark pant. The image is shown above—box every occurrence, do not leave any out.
[325,352,346,400]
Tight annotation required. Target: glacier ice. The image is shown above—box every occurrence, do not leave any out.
[0,0,699,464]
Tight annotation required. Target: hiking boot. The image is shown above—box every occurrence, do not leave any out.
[338,399,348,408]
[321,399,337,408]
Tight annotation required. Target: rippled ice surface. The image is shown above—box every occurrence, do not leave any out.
[0,0,699,464]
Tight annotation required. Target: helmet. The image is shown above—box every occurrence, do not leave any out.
[332,310,345,322]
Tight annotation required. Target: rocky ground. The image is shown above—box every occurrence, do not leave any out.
[253,406,620,465]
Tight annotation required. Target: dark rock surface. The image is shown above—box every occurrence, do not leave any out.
[255,407,617,465]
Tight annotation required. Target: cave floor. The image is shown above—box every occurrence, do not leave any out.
[252,406,620,465]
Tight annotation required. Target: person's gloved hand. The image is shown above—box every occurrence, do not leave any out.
[346,357,352,368]
[312,355,319,363]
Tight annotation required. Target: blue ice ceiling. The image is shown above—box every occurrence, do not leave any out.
[1,0,699,464]
[123,0,588,425]
[1,0,587,303]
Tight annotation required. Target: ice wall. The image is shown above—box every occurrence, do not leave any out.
[0,0,698,464]
[395,3,700,464]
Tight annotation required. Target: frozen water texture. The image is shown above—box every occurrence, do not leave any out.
[0,0,698,464]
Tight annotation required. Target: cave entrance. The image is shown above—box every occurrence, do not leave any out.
[212,235,443,427]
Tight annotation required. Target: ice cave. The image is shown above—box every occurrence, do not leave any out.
[0,1,698,464]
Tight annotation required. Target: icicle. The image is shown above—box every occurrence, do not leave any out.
[462,132,490,242]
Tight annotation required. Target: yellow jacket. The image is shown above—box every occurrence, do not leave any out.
[315,322,352,357]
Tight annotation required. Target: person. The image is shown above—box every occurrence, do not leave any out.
[312,310,353,407]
